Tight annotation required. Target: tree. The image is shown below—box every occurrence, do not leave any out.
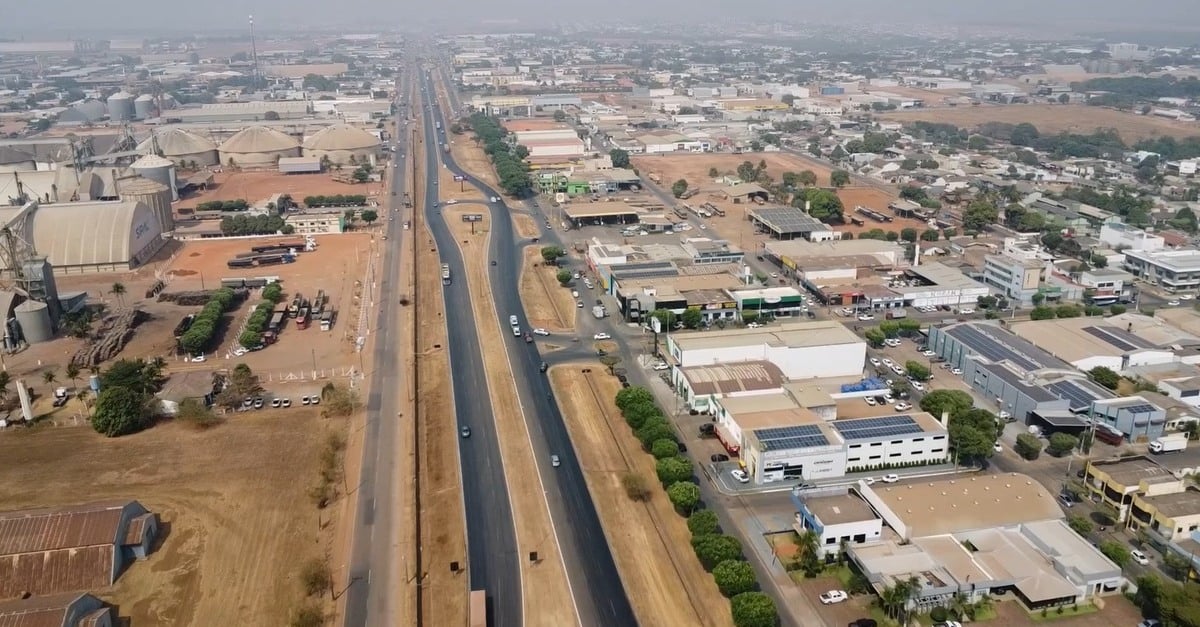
[691,533,743,570]
[42,369,57,386]
[864,328,886,348]
[65,362,81,392]
[656,456,692,485]
[1088,366,1121,390]
[110,282,127,307]
[688,510,721,536]
[651,438,680,459]
[730,591,777,627]
[636,419,676,449]
[615,386,654,412]
[1067,514,1093,536]
[622,402,662,430]
[1030,305,1056,320]
[962,198,999,232]
[681,308,703,329]
[649,309,677,331]
[91,386,151,437]
[1099,540,1131,567]
[540,245,566,264]
[900,227,918,242]
[830,169,850,187]
[671,179,689,198]
[713,560,757,597]
[228,363,263,398]
[300,558,333,596]
[609,148,630,168]
[797,170,817,187]
[708,167,720,178]
[967,135,991,150]
[793,187,843,221]
[552,109,567,122]
[1017,210,1046,232]
[919,389,973,419]
[1048,432,1079,457]
[920,229,940,241]
[1015,432,1043,460]
[360,209,378,224]
[667,481,700,513]
[948,408,1000,462]
[556,269,572,285]
[905,361,931,382]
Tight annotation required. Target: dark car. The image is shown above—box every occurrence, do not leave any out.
[711,453,730,462]
[539,362,548,373]
[524,333,533,343]
[848,620,878,627]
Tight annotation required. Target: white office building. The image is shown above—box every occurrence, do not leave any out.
[1123,249,1200,292]
[1100,222,1165,252]
[666,320,864,381]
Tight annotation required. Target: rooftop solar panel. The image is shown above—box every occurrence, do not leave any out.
[750,207,827,234]
[1046,379,1111,412]
[832,415,925,441]
[756,424,830,450]
[1120,403,1157,414]
[946,323,1065,372]
[1082,326,1144,352]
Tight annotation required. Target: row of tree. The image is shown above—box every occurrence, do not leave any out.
[197,199,251,212]
[178,288,241,355]
[467,113,534,196]
[304,194,368,208]
[613,386,778,627]
[237,283,285,349]
[219,214,295,236]
[917,390,1001,463]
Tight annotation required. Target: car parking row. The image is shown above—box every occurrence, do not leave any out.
[239,395,322,410]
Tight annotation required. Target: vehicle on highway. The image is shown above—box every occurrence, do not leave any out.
[551,455,561,467]
[881,473,899,483]
[711,453,729,462]
[461,425,471,438]
[539,362,548,373]
[730,469,750,483]
[490,260,496,266]
[863,477,877,486]
[576,300,584,308]
[1131,549,1150,565]
[533,328,550,336]
[593,332,612,340]
[524,334,533,343]
[746,322,762,329]
[404,221,411,230]
[818,590,848,604]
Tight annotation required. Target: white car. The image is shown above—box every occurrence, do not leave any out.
[652,362,670,371]
[922,349,937,357]
[769,272,778,278]
[1182,294,1195,300]
[533,328,550,336]
[1131,549,1150,565]
[593,332,612,340]
[730,469,750,484]
[951,368,963,375]
[891,365,905,376]
[881,358,895,368]
[865,396,878,406]
[869,357,881,367]
[1168,300,1181,306]
[881,473,900,483]
[746,322,762,329]
[190,354,205,363]
[958,307,975,315]
[994,442,1003,453]
[857,313,875,321]
[863,477,877,485]
[910,380,926,391]
[446,199,458,205]
[818,590,848,604]
[894,402,912,412]
[884,338,902,347]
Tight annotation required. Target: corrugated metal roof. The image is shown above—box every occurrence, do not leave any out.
[29,201,152,268]
[303,124,380,151]
[218,126,299,153]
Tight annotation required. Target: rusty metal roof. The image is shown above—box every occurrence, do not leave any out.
[0,504,126,555]
[0,546,114,599]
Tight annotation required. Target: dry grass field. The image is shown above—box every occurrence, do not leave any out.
[177,171,380,207]
[632,153,834,194]
[519,246,577,333]
[0,411,336,626]
[881,104,1200,142]
[513,213,540,239]
[444,206,578,627]
[549,367,733,627]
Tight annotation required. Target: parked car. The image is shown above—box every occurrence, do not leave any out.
[533,328,550,336]
[993,442,1003,453]
[857,313,875,321]
[951,367,963,375]
[730,469,750,483]
[819,590,848,604]
[894,402,912,412]
[865,396,877,406]
[1131,549,1150,565]
[593,332,612,340]
[711,453,730,462]
[881,474,899,483]
[869,357,881,367]
[652,362,670,371]
[863,477,877,486]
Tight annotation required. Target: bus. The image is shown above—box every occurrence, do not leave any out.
[441,263,452,285]
[470,590,487,627]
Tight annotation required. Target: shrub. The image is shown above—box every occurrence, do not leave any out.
[688,510,721,536]
[621,472,651,502]
[299,558,331,596]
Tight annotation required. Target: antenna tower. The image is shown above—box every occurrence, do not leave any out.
[249,15,261,90]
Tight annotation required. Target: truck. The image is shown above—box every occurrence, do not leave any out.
[296,308,311,330]
[441,263,452,285]
[647,172,661,184]
[592,305,606,319]
[470,590,486,627]
[268,311,286,333]
[1094,425,1125,446]
[320,310,334,331]
[885,309,908,320]
[1149,433,1189,454]
[289,295,303,318]
[442,143,449,154]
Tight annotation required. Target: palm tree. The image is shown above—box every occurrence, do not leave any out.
[75,388,91,411]
[42,370,56,386]
[110,282,126,308]
[65,363,80,391]
[0,370,10,402]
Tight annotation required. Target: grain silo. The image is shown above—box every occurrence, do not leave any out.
[218,126,300,168]
[137,128,219,167]
[130,154,178,200]
[133,94,155,120]
[107,91,135,122]
[14,301,52,344]
[303,124,382,166]
[119,176,173,233]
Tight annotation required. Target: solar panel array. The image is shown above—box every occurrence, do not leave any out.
[1046,379,1112,412]
[750,207,825,234]
[756,424,830,451]
[1119,403,1157,414]
[947,324,1061,372]
[832,415,924,441]
[1082,326,1152,352]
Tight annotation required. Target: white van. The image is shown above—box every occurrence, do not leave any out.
[509,314,519,326]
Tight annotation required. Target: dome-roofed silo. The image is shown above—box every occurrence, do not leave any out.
[137,128,219,167]
[131,154,177,200]
[302,123,381,166]
[218,126,300,168]
[119,175,174,233]
[107,91,135,122]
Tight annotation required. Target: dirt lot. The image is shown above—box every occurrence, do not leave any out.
[513,213,540,239]
[153,234,374,374]
[519,246,576,333]
[444,206,577,627]
[0,410,336,626]
[881,104,1200,142]
[549,367,732,627]
[448,138,497,187]
[413,90,469,627]
[438,157,487,203]
[632,153,835,195]
[177,171,382,208]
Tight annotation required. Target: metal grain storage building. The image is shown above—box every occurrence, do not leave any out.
[106,91,135,122]
[137,128,220,167]
[19,200,167,273]
[302,123,381,166]
[218,126,301,167]
[133,93,155,119]
[14,300,52,343]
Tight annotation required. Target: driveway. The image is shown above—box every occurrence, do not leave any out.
[795,576,873,626]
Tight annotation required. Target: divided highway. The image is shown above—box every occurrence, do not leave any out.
[422,69,637,626]
[417,72,523,625]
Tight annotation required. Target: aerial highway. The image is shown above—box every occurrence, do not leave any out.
[421,66,637,627]
[416,68,524,626]
[342,63,415,627]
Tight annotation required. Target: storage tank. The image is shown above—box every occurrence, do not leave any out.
[302,124,382,166]
[136,128,219,167]
[218,126,300,168]
[14,301,52,344]
[130,154,177,200]
[107,91,135,121]
[119,176,173,233]
[133,94,155,120]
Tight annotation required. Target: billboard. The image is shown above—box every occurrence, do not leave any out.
[462,214,484,222]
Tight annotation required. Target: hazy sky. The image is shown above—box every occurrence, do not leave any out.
[4,0,1199,35]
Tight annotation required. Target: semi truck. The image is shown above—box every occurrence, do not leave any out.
[320,310,334,331]
[441,263,452,285]
[1149,433,1189,454]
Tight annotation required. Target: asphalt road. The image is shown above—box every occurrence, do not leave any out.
[424,69,637,626]
[418,70,524,626]
[343,67,412,627]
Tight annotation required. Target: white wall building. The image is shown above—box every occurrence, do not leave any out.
[1100,222,1165,252]
[1124,249,1200,292]
[794,488,884,557]
[666,320,865,381]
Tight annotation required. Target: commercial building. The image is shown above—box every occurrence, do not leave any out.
[0,500,158,598]
[887,262,990,309]
[1123,249,1200,293]
[1089,396,1167,442]
[284,209,348,235]
[748,206,839,241]
[1077,268,1136,305]
[850,474,1124,611]
[982,254,1043,305]
[793,486,883,557]
[171,100,310,123]
[1083,456,1182,525]
[1100,222,1164,252]
[0,592,115,627]
[666,320,865,382]
[729,286,808,318]
[1008,317,1177,372]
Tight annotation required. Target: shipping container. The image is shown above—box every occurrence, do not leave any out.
[227,258,255,268]
[269,311,286,332]
[221,278,246,288]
